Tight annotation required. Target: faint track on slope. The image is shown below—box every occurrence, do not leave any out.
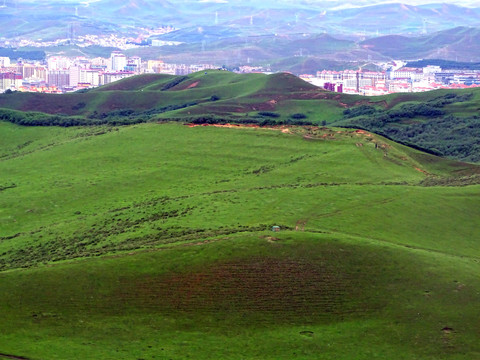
[0,353,30,360]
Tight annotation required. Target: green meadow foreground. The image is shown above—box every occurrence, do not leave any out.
[0,121,479,359]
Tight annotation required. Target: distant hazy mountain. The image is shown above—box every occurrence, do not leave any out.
[361,26,480,61]
[329,3,480,34]
[142,26,480,70]
[2,0,480,66]
[1,1,480,41]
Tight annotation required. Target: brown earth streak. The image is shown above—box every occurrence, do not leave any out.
[174,80,200,91]
[116,257,374,322]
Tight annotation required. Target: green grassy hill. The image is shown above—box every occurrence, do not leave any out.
[1,70,480,163]
[0,70,351,127]
[0,71,323,116]
[0,120,479,359]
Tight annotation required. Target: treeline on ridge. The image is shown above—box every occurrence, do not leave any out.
[0,108,144,127]
[0,105,314,128]
[338,93,480,163]
[406,59,480,70]
[0,48,46,60]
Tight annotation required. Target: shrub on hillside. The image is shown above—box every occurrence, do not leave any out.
[343,105,376,118]
[389,103,445,119]
[161,76,188,91]
[258,111,280,118]
[290,113,307,119]
[71,102,87,111]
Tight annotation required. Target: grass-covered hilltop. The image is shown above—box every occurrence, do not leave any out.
[1,70,479,162]
[0,72,479,359]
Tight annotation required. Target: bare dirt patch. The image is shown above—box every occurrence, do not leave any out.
[185,81,200,89]
[187,123,292,134]
[265,236,280,243]
[295,219,307,231]
[414,167,430,175]
[441,326,456,349]
[442,326,454,334]
[116,256,374,323]
[355,130,372,137]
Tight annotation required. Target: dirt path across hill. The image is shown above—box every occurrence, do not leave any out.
[187,123,292,133]
[415,167,430,175]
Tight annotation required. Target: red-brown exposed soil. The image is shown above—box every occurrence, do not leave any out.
[185,81,200,89]
[186,123,291,133]
[171,80,201,91]
[415,167,430,175]
[116,256,374,322]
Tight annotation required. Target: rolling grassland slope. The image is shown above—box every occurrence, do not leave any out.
[0,121,479,359]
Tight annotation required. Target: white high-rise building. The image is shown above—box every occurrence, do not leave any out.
[69,66,80,87]
[128,56,142,73]
[47,56,71,71]
[47,69,70,88]
[80,69,100,86]
[0,73,22,91]
[0,57,10,67]
[110,51,127,72]
[423,65,442,75]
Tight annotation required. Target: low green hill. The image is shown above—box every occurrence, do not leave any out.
[0,70,350,127]
[0,71,324,117]
[0,121,479,359]
[1,70,479,162]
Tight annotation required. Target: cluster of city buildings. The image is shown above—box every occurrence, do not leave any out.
[2,52,480,96]
[0,52,217,93]
[301,64,480,96]
[0,26,177,51]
